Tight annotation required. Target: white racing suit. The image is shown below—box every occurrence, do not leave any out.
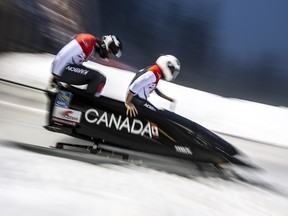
[51,34,106,96]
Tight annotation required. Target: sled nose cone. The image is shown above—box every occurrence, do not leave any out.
[229,154,262,170]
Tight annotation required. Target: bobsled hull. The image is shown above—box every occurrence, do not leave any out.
[44,86,255,168]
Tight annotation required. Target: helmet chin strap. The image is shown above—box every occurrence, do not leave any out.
[99,43,108,59]
[115,50,122,58]
[163,70,173,81]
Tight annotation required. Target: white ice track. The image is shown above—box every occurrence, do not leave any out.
[0,53,288,216]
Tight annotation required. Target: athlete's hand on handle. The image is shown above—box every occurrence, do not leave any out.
[125,90,138,117]
[125,102,138,117]
[169,98,176,112]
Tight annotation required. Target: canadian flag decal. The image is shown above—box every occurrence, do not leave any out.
[151,123,159,139]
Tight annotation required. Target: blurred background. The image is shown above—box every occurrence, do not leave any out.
[0,0,287,107]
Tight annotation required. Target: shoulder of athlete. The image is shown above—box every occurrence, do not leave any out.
[129,71,155,91]
[147,65,162,80]
[75,33,96,40]
[75,33,96,47]
[138,70,157,83]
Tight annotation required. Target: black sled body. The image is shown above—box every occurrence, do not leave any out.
[44,85,254,168]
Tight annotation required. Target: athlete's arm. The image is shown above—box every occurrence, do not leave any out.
[129,72,155,94]
[155,88,174,102]
[72,51,85,65]
[126,72,156,117]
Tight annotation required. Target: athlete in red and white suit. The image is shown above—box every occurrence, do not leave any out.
[125,55,180,117]
[51,33,122,96]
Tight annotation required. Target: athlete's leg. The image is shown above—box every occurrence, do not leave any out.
[59,64,106,97]
[59,64,91,85]
[86,72,106,97]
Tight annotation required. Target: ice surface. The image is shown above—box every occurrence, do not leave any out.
[1,53,288,216]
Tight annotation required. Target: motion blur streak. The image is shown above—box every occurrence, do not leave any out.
[1,0,288,106]
[1,1,288,215]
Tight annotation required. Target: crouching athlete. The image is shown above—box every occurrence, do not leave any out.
[51,33,122,97]
[125,54,180,117]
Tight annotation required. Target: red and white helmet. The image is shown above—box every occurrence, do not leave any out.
[156,55,180,81]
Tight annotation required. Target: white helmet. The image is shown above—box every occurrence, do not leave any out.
[156,55,180,81]
[100,35,122,58]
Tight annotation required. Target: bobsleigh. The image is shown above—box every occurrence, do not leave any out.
[44,83,256,170]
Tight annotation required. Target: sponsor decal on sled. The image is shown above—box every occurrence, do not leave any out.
[85,108,158,138]
[174,145,193,155]
[52,117,76,126]
[55,91,73,108]
[53,106,82,123]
